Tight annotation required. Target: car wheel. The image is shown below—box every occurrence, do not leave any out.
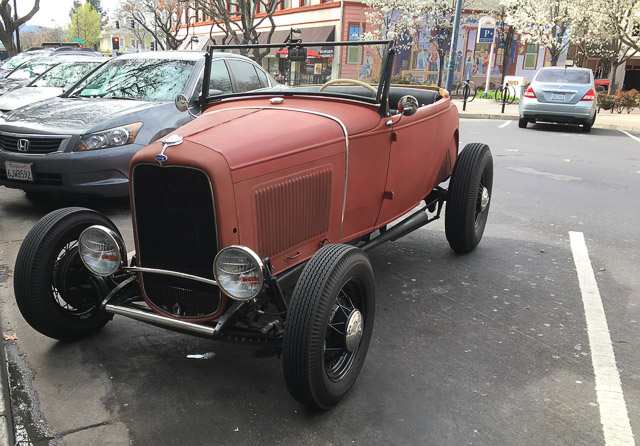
[445,143,493,253]
[14,207,118,341]
[282,244,375,409]
[582,114,595,133]
[518,117,528,128]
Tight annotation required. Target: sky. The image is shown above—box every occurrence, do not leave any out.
[16,0,121,28]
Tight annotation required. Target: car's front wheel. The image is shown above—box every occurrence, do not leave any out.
[14,207,118,341]
[445,143,493,253]
[282,244,375,409]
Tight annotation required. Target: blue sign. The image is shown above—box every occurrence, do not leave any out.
[478,28,495,43]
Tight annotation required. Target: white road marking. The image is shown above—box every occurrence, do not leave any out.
[621,130,640,144]
[499,121,511,128]
[505,166,581,181]
[569,232,635,446]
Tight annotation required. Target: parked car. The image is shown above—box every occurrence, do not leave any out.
[13,40,493,409]
[0,57,106,113]
[0,57,63,95]
[519,66,597,132]
[0,47,102,78]
[0,51,278,197]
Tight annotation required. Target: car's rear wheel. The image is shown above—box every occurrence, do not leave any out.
[282,244,375,409]
[14,207,118,341]
[445,143,493,253]
[582,114,595,133]
[518,117,528,128]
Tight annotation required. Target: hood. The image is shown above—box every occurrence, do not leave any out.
[0,86,64,112]
[151,97,381,172]
[0,97,162,134]
[0,79,30,95]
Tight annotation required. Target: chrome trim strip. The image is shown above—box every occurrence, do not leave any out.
[121,266,218,286]
[0,130,73,139]
[202,106,350,239]
[105,304,215,337]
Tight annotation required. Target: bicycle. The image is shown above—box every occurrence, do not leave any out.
[494,83,517,105]
[454,80,477,102]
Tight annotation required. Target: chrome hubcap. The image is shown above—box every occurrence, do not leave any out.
[480,186,490,211]
[344,310,363,352]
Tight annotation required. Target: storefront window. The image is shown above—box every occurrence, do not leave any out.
[347,24,362,64]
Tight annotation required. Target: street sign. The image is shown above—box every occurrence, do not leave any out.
[477,28,495,43]
[72,38,85,44]
[477,16,496,43]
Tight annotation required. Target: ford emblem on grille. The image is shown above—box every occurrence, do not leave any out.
[155,154,168,163]
[17,138,29,152]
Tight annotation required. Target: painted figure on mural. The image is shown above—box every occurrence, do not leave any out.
[464,49,473,81]
[455,50,463,73]
[416,51,428,71]
[481,49,490,75]
[429,50,439,84]
[359,50,374,79]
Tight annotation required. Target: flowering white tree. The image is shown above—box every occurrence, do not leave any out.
[362,0,424,48]
[501,0,587,66]
[586,0,640,89]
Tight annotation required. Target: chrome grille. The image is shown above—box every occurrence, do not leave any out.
[0,133,64,154]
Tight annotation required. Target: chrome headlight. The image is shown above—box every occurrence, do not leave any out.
[213,246,264,301]
[78,225,127,276]
[77,122,143,151]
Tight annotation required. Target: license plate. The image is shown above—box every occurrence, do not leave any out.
[551,93,565,101]
[5,161,34,181]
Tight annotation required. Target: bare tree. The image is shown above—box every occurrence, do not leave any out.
[194,0,281,62]
[121,0,192,50]
[0,0,41,55]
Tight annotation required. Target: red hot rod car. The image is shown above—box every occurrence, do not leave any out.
[14,40,493,409]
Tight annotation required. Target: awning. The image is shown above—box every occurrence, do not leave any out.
[276,48,322,58]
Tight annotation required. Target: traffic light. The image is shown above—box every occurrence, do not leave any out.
[150,41,155,51]
[112,36,120,50]
[115,20,119,29]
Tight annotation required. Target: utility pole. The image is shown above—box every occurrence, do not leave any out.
[13,0,21,53]
[445,0,463,93]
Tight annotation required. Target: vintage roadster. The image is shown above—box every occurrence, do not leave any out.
[14,40,493,409]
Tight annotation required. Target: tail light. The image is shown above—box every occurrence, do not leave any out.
[524,86,536,98]
[581,89,595,101]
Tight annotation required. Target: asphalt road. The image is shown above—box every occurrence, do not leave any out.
[0,120,639,445]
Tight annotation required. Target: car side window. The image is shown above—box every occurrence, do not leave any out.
[226,59,262,92]
[210,59,233,94]
[256,67,269,88]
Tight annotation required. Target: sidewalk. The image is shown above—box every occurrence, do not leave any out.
[454,98,640,132]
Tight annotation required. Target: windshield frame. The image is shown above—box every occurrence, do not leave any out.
[204,40,395,116]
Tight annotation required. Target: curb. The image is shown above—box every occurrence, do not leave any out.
[0,335,13,446]
[458,113,640,133]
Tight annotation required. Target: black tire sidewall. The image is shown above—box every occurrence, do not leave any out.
[445,144,493,253]
[14,208,120,340]
[283,245,375,409]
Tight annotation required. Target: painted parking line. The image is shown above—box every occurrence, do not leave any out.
[569,232,635,446]
[621,130,640,144]
[499,121,511,128]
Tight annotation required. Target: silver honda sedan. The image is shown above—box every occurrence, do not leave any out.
[519,67,597,132]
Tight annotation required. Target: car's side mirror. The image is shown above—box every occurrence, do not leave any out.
[174,94,189,113]
[398,95,419,117]
[208,89,223,96]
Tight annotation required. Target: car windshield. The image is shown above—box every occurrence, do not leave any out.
[30,61,102,88]
[69,58,196,101]
[7,59,58,80]
[536,69,591,84]
[206,41,391,103]
[0,52,42,71]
